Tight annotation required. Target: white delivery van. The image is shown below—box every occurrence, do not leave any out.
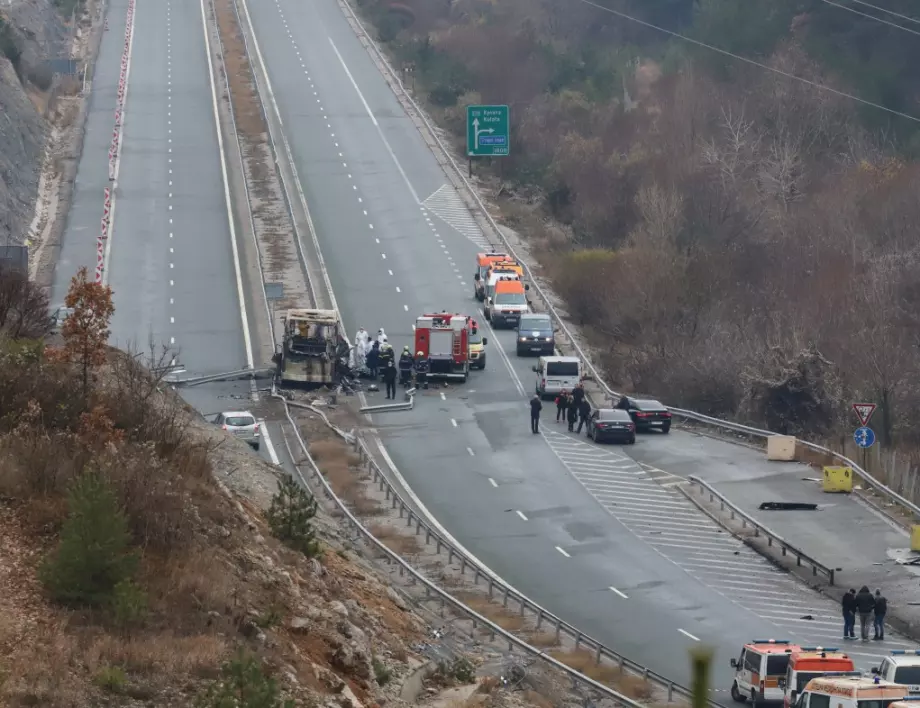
[874,651,920,695]
[534,356,581,398]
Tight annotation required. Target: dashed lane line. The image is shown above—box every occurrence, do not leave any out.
[540,428,920,665]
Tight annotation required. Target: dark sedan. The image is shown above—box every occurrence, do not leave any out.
[515,313,555,356]
[617,396,672,433]
[587,409,636,444]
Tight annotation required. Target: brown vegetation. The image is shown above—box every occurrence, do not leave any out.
[454,592,527,632]
[550,649,653,698]
[359,0,920,461]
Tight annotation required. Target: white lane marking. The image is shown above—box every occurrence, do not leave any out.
[395,286,401,293]
[328,38,420,204]
[450,418,457,427]
[403,304,408,311]
[516,510,528,521]
[555,546,570,558]
[678,629,700,641]
[387,269,393,275]
[467,447,475,456]
[259,419,280,465]
[199,0,253,368]
[381,252,386,258]
[488,477,497,487]
[609,586,628,599]
[440,392,446,400]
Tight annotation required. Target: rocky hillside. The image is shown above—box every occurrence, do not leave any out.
[0,0,66,247]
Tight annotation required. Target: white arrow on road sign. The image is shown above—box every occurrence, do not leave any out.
[472,118,494,150]
[852,402,877,427]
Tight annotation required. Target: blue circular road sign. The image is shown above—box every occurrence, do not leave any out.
[854,426,876,448]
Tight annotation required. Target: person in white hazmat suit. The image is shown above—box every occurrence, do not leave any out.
[376,328,387,345]
[351,327,369,371]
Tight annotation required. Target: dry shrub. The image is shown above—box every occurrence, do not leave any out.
[351,495,384,517]
[477,676,500,694]
[369,523,422,555]
[455,593,526,632]
[0,427,84,501]
[447,697,485,708]
[618,674,655,700]
[323,460,358,498]
[84,632,226,677]
[308,439,350,463]
[0,624,82,706]
[523,690,554,708]
[155,549,239,616]
[524,631,559,648]
[549,649,620,685]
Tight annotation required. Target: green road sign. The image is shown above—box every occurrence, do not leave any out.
[466,105,509,157]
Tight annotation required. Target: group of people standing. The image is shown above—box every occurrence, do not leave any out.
[842,586,887,640]
[528,383,590,434]
[350,327,430,399]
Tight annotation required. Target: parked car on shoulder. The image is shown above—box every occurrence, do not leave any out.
[515,313,555,356]
[586,408,636,444]
[49,304,74,334]
[616,396,672,433]
[215,410,260,450]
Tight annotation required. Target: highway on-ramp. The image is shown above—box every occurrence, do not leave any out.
[233,0,920,690]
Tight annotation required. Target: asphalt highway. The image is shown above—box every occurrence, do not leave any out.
[242,0,863,691]
[54,0,251,419]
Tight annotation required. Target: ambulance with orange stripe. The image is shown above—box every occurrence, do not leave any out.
[791,674,908,708]
[731,639,800,704]
[781,648,857,707]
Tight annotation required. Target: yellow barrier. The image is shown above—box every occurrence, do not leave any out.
[823,466,853,493]
[911,526,920,552]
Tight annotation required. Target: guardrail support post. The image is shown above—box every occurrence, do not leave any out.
[487,579,494,598]
[574,633,582,650]
[555,618,561,642]
[502,589,509,607]
[448,548,454,564]
[425,530,431,546]
[830,569,835,585]
[595,645,601,664]
[668,682,674,702]
[536,609,543,629]
[406,510,412,527]
[460,557,466,575]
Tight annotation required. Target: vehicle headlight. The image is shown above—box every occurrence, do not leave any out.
[518,337,527,341]
[544,337,552,342]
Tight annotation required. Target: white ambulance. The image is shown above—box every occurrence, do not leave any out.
[792,675,909,708]
[873,651,920,695]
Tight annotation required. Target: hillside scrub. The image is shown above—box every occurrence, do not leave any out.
[0,269,435,706]
[357,0,920,449]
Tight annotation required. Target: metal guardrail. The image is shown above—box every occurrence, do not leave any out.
[167,366,273,386]
[336,0,920,525]
[289,398,726,708]
[274,393,656,708]
[685,476,836,585]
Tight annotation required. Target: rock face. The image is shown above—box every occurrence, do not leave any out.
[0,0,64,247]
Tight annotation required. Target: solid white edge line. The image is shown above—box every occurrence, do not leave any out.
[516,510,528,521]
[678,628,700,641]
[555,546,570,558]
[450,418,457,427]
[200,0,254,369]
[327,37,420,205]
[488,477,497,487]
[102,0,135,287]
[259,419,279,465]
[609,586,628,599]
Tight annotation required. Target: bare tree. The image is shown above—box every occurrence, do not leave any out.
[0,266,51,339]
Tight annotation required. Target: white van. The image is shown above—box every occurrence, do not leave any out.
[792,675,908,708]
[534,356,581,398]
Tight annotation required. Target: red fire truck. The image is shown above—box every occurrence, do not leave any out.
[413,313,474,382]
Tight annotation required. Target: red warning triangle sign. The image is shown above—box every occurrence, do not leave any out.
[852,403,877,427]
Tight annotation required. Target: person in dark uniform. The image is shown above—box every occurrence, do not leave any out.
[530,394,542,434]
[566,394,578,432]
[572,382,585,407]
[576,397,591,433]
[383,360,397,399]
[414,351,429,389]
[367,341,380,378]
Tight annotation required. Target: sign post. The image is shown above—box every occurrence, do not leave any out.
[466,104,509,177]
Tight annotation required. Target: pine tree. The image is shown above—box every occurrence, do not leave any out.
[39,470,138,607]
[266,473,321,557]
[197,650,294,708]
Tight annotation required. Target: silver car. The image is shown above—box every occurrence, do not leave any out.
[215,411,260,450]
[49,305,74,334]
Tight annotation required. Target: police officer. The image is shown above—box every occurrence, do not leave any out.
[398,346,414,387]
[383,360,397,399]
[414,350,429,389]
